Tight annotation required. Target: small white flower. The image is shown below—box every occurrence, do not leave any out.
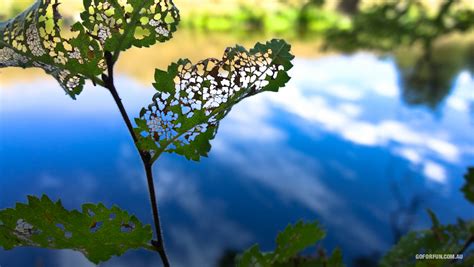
[15,219,34,236]
[97,24,112,44]
[149,19,160,27]
[155,26,169,37]
[0,47,28,66]
[26,24,46,57]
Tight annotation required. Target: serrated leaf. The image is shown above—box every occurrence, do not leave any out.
[136,39,294,161]
[274,220,326,263]
[0,0,104,98]
[238,245,272,267]
[237,221,343,267]
[1,0,180,98]
[0,195,153,264]
[79,0,180,52]
[462,167,474,204]
[380,211,474,267]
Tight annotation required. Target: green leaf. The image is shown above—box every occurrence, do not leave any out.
[274,221,326,263]
[462,167,474,204]
[0,0,104,98]
[79,0,180,53]
[136,39,294,161]
[380,210,474,267]
[237,221,342,267]
[1,0,180,98]
[238,245,273,267]
[327,248,344,267]
[0,195,153,264]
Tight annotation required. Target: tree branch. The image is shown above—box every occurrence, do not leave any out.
[101,51,170,267]
[146,164,170,267]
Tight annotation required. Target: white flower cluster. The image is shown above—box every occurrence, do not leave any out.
[0,47,28,67]
[53,51,68,65]
[146,108,179,140]
[26,24,46,57]
[58,70,81,91]
[67,76,81,90]
[147,116,162,133]
[149,19,169,37]
[176,51,281,114]
[144,50,283,149]
[15,219,34,237]
[97,23,112,44]
[68,48,83,63]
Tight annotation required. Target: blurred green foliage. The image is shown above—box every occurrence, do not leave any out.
[395,38,474,109]
[462,167,474,204]
[381,210,474,267]
[325,0,474,51]
[236,167,474,267]
[237,221,344,267]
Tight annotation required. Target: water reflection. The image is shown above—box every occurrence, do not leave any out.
[1,51,474,266]
[396,36,474,109]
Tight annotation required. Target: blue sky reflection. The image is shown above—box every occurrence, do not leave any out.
[1,53,473,266]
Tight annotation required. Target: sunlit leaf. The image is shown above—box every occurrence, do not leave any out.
[0,195,153,264]
[0,0,104,98]
[237,221,343,267]
[1,0,180,98]
[462,167,474,204]
[79,0,180,52]
[380,211,474,267]
[136,39,294,161]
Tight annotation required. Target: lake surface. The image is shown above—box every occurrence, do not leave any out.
[1,37,474,266]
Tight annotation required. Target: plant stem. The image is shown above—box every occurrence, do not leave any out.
[450,234,474,264]
[102,51,170,267]
[458,235,474,256]
[145,163,170,267]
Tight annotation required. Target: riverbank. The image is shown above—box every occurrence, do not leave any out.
[2,0,472,33]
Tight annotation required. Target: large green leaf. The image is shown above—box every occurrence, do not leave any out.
[0,195,153,264]
[380,210,474,267]
[237,221,343,267]
[0,0,180,98]
[135,39,294,161]
[80,0,180,52]
[0,0,104,98]
[462,167,474,204]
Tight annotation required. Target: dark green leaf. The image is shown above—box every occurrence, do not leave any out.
[237,221,343,267]
[79,0,180,52]
[0,0,104,98]
[0,195,153,264]
[274,220,326,263]
[327,248,344,267]
[462,167,474,204]
[136,39,294,161]
[238,245,272,267]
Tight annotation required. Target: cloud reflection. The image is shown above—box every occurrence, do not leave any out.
[1,52,473,266]
[154,167,253,267]
[265,57,473,184]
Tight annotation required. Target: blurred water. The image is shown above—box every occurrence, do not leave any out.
[1,52,474,266]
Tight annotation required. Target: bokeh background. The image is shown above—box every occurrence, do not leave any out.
[1,0,474,266]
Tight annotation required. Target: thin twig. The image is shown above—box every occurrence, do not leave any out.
[101,51,170,267]
[458,235,474,256]
[146,164,170,267]
[450,234,474,264]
